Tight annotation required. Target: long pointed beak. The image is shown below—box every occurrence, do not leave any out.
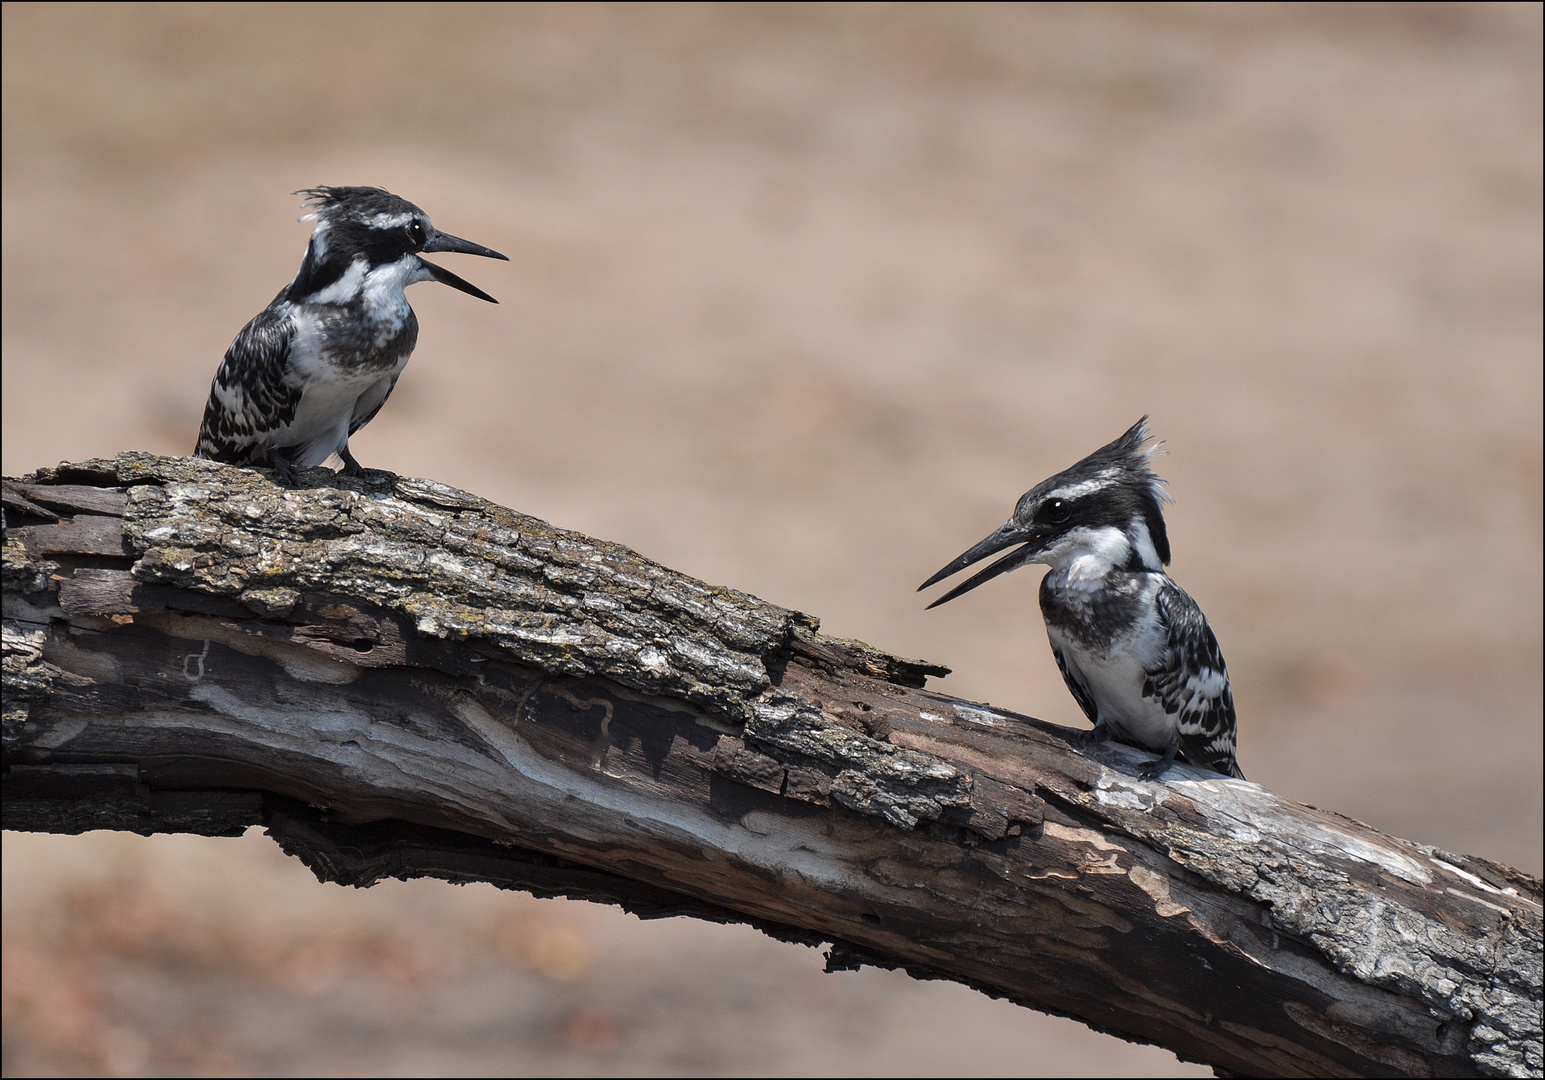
[418,229,509,303]
[417,257,500,303]
[423,230,509,261]
[918,523,1040,609]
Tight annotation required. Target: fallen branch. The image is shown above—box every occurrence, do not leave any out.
[3,454,1539,1078]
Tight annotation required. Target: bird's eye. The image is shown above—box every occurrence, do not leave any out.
[408,220,426,244]
[1040,498,1071,524]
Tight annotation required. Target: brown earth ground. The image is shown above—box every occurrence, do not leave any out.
[3,4,1540,1076]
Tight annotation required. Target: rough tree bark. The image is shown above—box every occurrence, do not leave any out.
[3,454,1540,1079]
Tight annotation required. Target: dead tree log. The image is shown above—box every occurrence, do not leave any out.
[3,454,1539,1079]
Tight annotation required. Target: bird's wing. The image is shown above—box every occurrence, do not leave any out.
[1145,579,1244,779]
[195,305,300,465]
[347,374,400,437]
[1050,640,1101,725]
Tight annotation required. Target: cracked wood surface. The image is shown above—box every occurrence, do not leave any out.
[3,454,1540,1079]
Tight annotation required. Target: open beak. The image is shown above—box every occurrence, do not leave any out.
[418,229,509,303]
[918,522,1042,609]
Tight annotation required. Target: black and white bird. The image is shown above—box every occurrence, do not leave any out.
[919,419,1244,780]
[195,186,507,483]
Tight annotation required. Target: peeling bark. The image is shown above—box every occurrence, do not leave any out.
[3,455,1540,1079]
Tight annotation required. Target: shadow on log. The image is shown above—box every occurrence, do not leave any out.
[3,454,1540,1078]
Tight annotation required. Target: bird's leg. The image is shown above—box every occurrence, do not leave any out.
[1137,732,1181,782]
[1076,722,1111,751]
[264,447,299,487]
[339,443,394,483]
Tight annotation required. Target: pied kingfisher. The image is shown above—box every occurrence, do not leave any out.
[920,418,1244,780]
[195,186,507,484]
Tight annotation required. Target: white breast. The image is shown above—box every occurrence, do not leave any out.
[270,311,409,466]
[1044,579,1175,751]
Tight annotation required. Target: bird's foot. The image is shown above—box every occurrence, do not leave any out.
[1136,738,1181,782]
[338,446,394,484]
[265,451,299,488]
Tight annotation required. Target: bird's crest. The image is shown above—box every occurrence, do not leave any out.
[1101,416,1173,509]
[295,186,421,225]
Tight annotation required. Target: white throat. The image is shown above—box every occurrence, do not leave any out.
[363,254,430,311]
[1038,517,1163,585]
[1043,525,1133,586]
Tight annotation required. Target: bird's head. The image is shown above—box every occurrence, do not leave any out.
[288,186,509,303]
[920,417,1173,608]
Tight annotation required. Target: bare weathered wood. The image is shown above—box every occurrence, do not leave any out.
[3,453,1540,1079]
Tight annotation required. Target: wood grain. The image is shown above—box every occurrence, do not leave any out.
[3,454,1539,1078]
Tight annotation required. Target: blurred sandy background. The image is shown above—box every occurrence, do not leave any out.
[3,3,1540,1076]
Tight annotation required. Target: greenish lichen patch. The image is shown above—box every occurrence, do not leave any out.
[4,536,59,596]
[240,586,301,617]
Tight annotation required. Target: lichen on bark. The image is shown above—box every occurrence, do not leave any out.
[6,453,1543,1077]
[114,453,806,724]
[746,691,971,828]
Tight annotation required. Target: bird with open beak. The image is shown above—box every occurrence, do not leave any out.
[195,185,508,484]
[920,418,1244,780]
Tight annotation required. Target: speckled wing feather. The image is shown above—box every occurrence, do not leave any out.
[1144,580,1244,779]
[194,304,301,465]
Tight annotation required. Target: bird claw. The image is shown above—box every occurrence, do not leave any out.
[1137,740,1181,782]
[265,453,299,488]
[340,454,396,488]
